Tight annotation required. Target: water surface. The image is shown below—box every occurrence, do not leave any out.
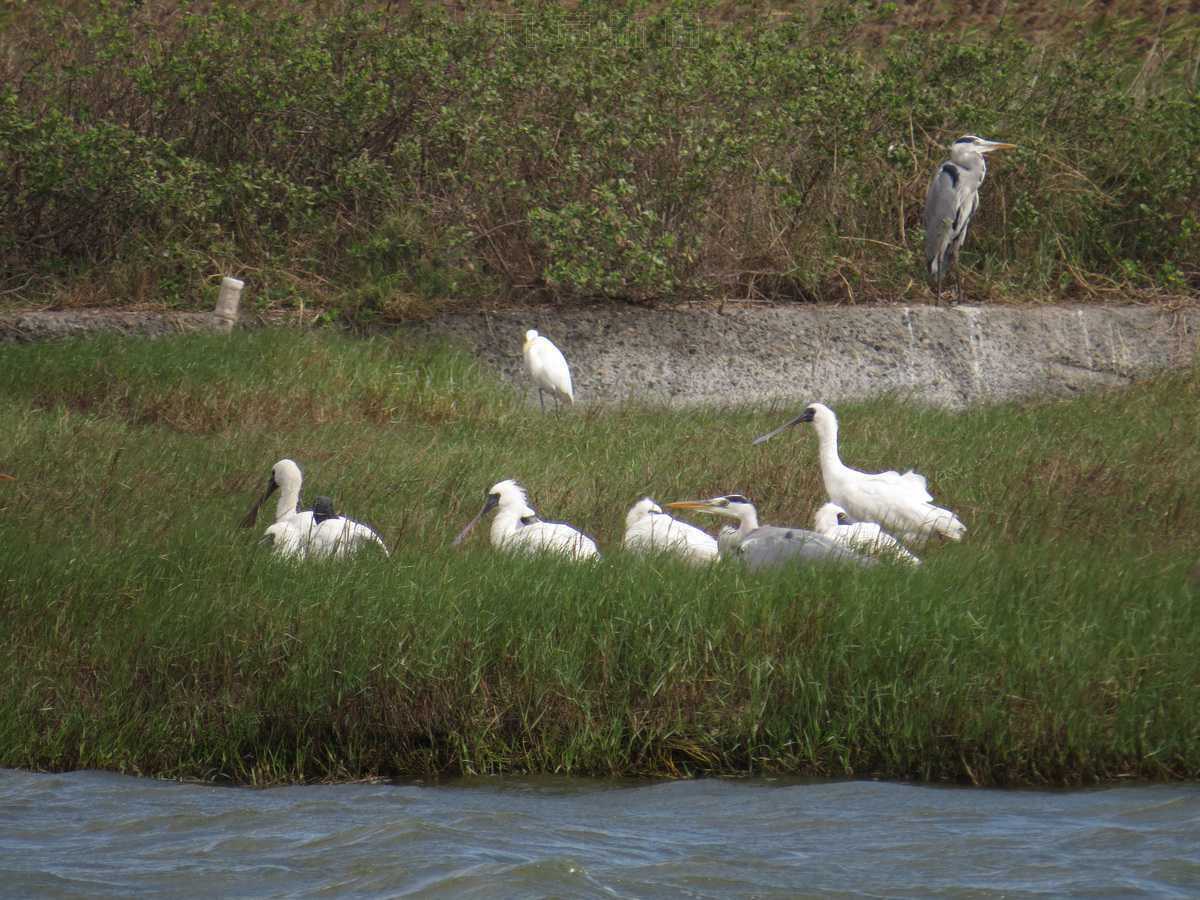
[2,769,1198,897]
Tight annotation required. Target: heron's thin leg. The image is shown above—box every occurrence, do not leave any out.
[538,388,545,413]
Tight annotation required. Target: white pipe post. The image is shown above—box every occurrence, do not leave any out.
[213,276,244,333]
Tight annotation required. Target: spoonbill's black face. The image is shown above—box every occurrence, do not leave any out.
[483,492,500,514]
[799,407,816,423]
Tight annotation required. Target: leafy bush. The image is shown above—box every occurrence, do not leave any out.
[0,1,1196,311]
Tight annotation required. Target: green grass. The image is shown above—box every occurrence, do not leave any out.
[1,329,1198,785]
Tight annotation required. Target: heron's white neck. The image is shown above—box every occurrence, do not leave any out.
[733,505,759,536]
[274,479,302,522]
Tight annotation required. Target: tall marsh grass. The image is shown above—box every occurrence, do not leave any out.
[1,329,1197,784]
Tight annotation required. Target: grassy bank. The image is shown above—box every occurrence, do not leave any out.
[1,328,1197,785]
[1,1,1197,314]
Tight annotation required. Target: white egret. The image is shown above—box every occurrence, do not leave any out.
[452,479,599,561]
[240,459,387,559]
[923,134,1017,301]
[754,404,967,545]
[623,497,718,564]
[666,494,874,571]
[813,502,921,566]
[523,329,574,411]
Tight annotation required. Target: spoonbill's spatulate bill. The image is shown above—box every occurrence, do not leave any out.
[453,479,599,561]
[813,502,921,566]
[241,459,388,559]
[666,495,874,571]
[623,497,718,564]
[754,403,966,545]
[923,134,1017,302]
[523,329,574,411]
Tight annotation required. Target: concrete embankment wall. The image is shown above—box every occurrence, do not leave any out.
[3,304,1196,409]
[411,304,1199,409]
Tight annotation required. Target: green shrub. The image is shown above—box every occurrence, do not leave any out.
[0,1,1196,310]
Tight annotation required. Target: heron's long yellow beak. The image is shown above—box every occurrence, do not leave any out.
[989,142,1017,151]
[666,500,717,512]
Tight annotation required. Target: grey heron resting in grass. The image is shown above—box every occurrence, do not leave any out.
[666,495,874,571]
[754,403,966,546]
[523,329,574,411]
[453,479,599,560]
[923,134,1016,302]
[241,458,387,559]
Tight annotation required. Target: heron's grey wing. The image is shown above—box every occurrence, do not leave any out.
[923,164,963,274]
[738,526,876,571]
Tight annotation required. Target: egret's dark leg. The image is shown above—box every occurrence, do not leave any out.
[538,388,546,413]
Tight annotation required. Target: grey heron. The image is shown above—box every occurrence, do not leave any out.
[523,329,574,411]
[242,459,388,559]
[623,497,719,563]
[754,403,966,545]
[665,494,875,571]
[453,479,600,560]
[923,134,1016,301]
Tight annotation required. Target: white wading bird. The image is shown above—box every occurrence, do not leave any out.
[240,459,388,559]
[523,329,574,411]
[623,497,718,564]
[452,479,599,560]
[813,502,921,566]
[666,494,874,571]
[754,403,966,546]
[923,134,1017,301]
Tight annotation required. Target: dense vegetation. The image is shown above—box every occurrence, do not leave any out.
[1,329,1197,785]
[1,1,1197,315]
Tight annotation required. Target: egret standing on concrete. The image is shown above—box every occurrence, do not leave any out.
[754,403,966,545]
[923,134,1016,302]
[523,329,574,411]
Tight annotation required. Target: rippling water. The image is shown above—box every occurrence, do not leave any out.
[2,769,1199,897]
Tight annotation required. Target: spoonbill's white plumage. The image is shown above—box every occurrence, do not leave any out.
[754,403,966,545]
[666,494,874,571]
[241,459,387,559]
[523,329,574,411]
[623,497,718,564]
[813,502,921,566]
[453,479,599,561]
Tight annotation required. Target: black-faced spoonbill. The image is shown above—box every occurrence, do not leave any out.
[623,497,718,564]
[813,502,921,566]
[240,459,387,559]
[666,494,874,571]
[754,403,967,546]
[452,479,599,560]
[923,134,1016,302]
[523,329,574,411]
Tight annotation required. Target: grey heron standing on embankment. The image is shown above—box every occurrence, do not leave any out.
[923,134,1016,302]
